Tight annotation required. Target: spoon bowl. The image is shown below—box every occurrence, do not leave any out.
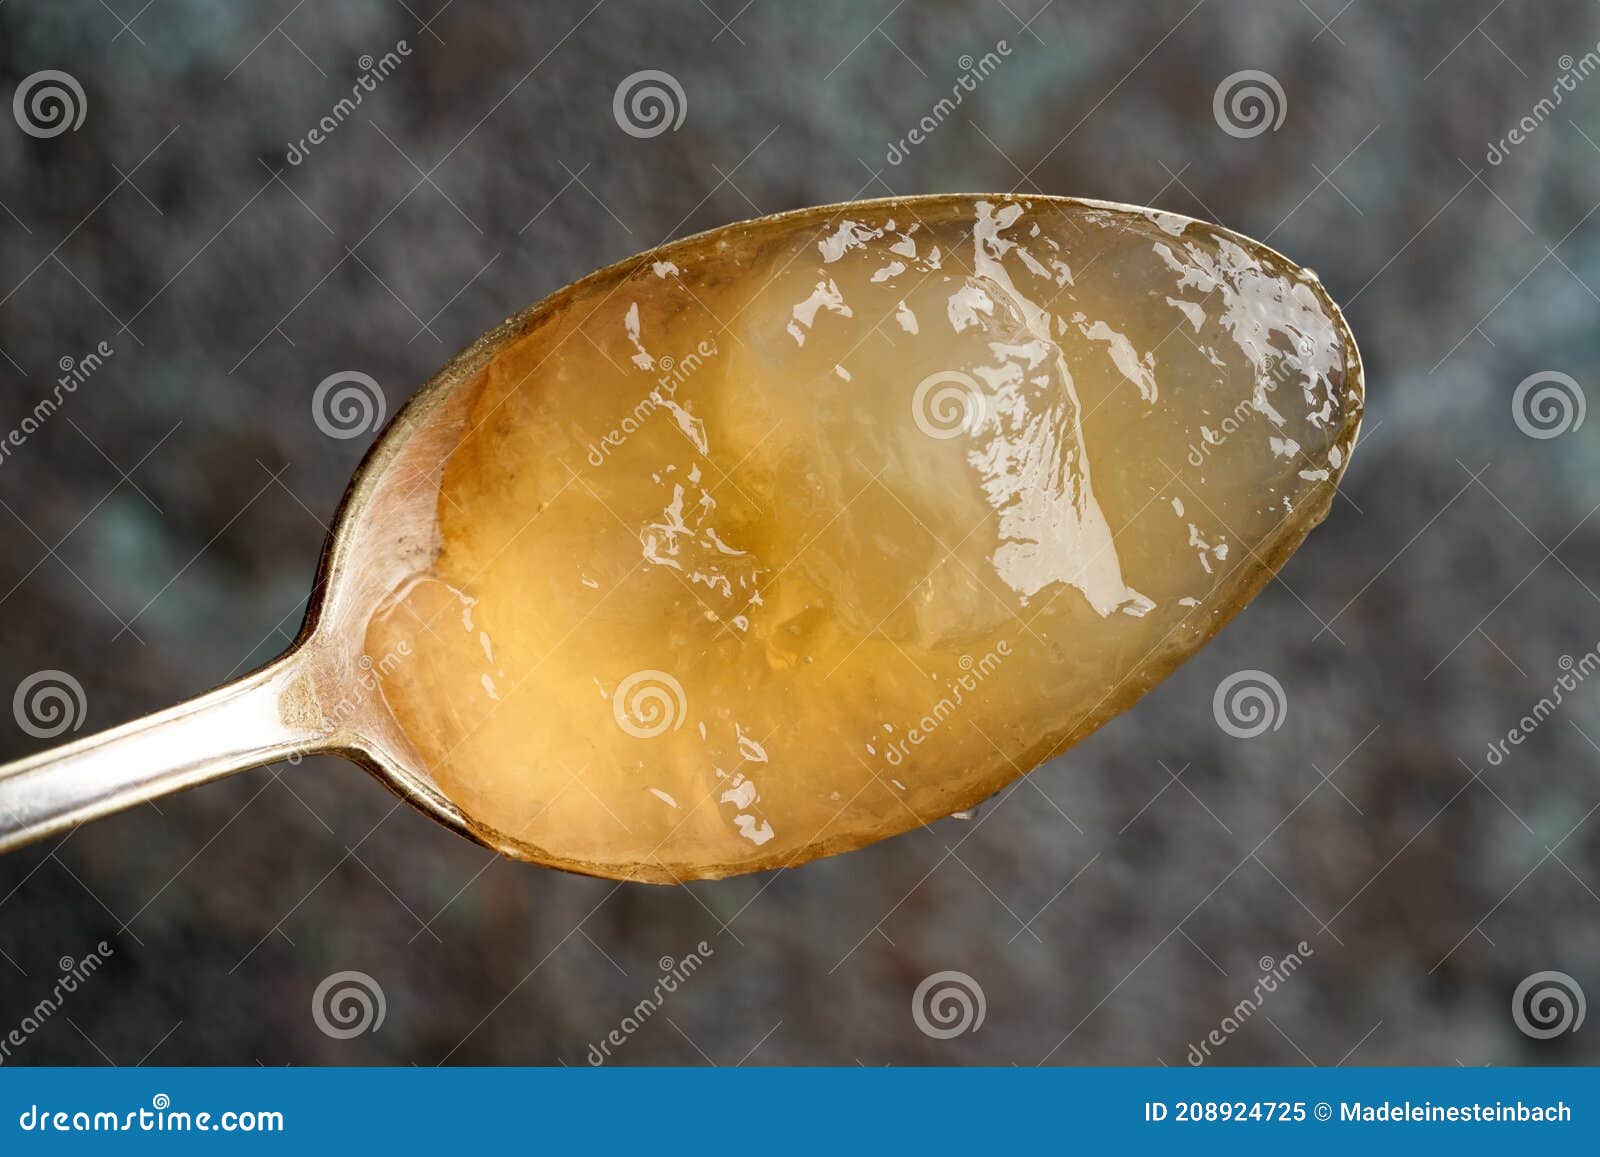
[0,193,1363,882]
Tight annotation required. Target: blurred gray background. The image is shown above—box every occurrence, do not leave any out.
[1,0,1598,1066]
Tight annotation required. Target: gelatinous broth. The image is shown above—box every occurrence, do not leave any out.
[364,196,1363,881]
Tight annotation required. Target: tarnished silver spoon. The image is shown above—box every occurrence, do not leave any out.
[0,194,1362,881]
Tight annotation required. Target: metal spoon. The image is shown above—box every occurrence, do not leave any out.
[0,193,1362,879]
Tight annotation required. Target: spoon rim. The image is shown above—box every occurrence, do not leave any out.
[295,191,1366,882]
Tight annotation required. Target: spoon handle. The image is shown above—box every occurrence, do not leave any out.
[0,652,324,855]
